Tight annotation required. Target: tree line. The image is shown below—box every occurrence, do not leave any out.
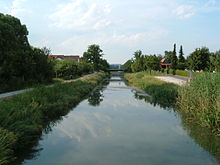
[123,44,220,73]
[0,13,109,92]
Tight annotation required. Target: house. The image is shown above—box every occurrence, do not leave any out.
[160,58,172,69]
[48,55,82,62]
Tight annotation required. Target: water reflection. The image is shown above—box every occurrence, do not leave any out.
[132,80,220,164]
[19,75,220,165]
[180,114,220,163]
[133,89,175,109]
[87,81,109,106]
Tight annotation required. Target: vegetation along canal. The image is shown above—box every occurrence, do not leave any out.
[22,74,220,165]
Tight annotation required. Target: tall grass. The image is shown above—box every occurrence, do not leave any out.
[0,72,108,165]
[178,72,220,133]
[125,72,178,108]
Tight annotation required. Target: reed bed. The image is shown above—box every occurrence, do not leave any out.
[178,72,220,133]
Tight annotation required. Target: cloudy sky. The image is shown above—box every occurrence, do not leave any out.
[0,0,220,63]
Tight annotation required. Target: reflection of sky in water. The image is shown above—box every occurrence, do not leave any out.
[24,80,219,165]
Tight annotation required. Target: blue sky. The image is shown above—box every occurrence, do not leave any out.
[0,0,220,63]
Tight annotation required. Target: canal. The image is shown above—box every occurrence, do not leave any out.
[22,75,220,165]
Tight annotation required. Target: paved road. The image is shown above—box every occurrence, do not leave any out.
[0,73,97,100]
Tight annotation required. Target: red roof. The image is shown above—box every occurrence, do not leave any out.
[48,55,81,62]
[160,58,171,65]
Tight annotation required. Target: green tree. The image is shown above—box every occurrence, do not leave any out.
[122,59,133,72]
[0,13,53,92]
[178,45,186,70]
[209,51,220,72]
[171,43,178,70]
[131,50,144,72]
[187,47,210,71]
[83,44,104,71]
[164,51,173,63]
[144,55,160,72]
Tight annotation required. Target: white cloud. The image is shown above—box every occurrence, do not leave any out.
[173,5,195,19]
[54,29,168,56]
[49,0,112,30]
[10,0,28,16]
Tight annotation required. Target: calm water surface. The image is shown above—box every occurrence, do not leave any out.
[23,76,220,165]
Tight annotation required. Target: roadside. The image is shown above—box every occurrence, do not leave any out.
[155,76,187,86]
[0,73,96,99]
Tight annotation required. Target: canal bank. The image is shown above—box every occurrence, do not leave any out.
[17,74,220,165]
[0,72,108,165]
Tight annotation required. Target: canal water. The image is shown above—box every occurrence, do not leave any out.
[23,75,220,165]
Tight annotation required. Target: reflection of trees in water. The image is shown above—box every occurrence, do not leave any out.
[88,81,109,106]
[133,89,220,163]
[13,115,65,165]
[180,114,220,163]
[13,80,110,165]
[133,90,175,110]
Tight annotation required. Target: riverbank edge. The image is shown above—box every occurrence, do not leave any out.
[124,72,220,134]
[0,72,109,165]
[124,72,179,109]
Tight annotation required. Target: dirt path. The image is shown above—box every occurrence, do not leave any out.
[0,73,96,99]
[155,76,188,86]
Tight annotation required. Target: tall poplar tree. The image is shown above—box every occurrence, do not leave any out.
[171,43,178,70]
[178,45,186,70]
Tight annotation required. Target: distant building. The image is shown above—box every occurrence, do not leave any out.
[48,55,82,62]
[160,58,172,69]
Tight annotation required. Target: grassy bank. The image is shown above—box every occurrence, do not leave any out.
[125,71,220,134]
[125,71,178,108]
[0,72,108,165]
[178,72,220,133]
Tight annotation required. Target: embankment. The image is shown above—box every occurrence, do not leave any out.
[124,72,178,108]
[125,71,220,134]
[0,72,108,165]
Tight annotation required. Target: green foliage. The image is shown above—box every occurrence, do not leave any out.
[122,59,133,72]
[0,72,108,164]
[53,59,93,79]
[131,51,144,72]
[178,72,220,133]
[144,55,160,71]
[130,51,161,73]
[164,51,173,63]
[0,13,53,93]
[209,51,220,72]
[171,43,178,70]
[177,45,186,70]
[83,44,109,71]
[187,47,210,71]
[125,72,178,108]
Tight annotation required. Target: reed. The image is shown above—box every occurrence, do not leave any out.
[177,72,220,133]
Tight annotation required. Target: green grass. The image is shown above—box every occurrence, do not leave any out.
[0,72,108,165]
[168,69,203,77]
[125,72,178,108]
[178,72,220,133]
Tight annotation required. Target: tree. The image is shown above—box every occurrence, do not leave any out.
[209,51,220,72]
[178,45,186,70]
[164,51,173,63]
[83,44,104,71]
[187,47,210,71]
[131,50,144,72]
[144,55,160,72]
[0,13,53,92]
[122,59,133,72]
[171,43,178,70]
